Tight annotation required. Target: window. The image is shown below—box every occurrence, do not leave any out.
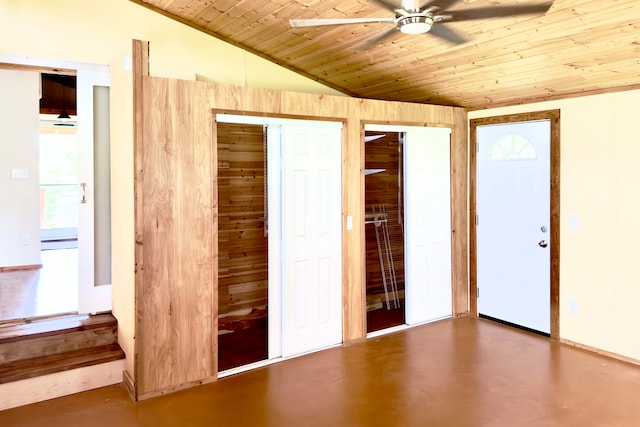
[488,134,536,160]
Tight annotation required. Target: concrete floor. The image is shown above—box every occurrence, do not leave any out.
[2,317,640,426]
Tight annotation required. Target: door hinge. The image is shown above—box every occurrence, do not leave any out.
[477,287,479,298]
[476,141,479,153]
[475,214,479,226]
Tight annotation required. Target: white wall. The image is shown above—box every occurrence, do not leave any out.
[0,69,41,268]
[469,89,640,361]
[0,0,342,409]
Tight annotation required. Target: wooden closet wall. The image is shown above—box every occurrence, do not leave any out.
[132,40,468,400]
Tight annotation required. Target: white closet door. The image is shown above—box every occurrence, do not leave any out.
[404,127,452,325]
[281,124,342,357]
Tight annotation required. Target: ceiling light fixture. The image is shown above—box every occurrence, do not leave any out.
[398,15,434,35]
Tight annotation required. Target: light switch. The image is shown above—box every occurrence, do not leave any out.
[11,169,29,179]
[569,298,579,314]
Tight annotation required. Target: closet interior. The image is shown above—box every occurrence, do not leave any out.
[217,122,268,371]
[364,131,406,333]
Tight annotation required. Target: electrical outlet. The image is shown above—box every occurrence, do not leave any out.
[569,298,579,314]
[21,234,29,246]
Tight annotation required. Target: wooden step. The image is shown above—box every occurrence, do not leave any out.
[0,313,125,384]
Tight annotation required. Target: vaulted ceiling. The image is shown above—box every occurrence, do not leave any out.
[130,0,640,110]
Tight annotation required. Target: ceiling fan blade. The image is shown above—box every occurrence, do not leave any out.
[446,3,553,22]
[428,23,468,45]
[369,0,403,13]
[356,27,400,50]
[418,0,459,13]
[290,17,395,28]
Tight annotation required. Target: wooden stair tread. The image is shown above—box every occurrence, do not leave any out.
[0,343,124,384]
[0,313,117,344]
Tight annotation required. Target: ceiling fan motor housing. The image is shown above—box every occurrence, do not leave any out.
[398,14,435,34]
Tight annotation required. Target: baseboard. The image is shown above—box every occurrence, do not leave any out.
[0,359,125,411]
[560,338,640,367]
[0,264,42,272]
[123,369,136,401]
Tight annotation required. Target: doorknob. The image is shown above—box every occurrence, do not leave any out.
[538,240,548,248]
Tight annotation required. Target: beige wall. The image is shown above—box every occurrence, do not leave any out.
[0,0,341,408]
[0,0,344,95]
[0,69,41,268]
[469,89,640,361]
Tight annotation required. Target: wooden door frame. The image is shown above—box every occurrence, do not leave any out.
[469,110,560,340]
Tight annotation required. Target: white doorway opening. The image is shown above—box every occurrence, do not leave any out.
[364,124,453,336]
[216,114,343,371]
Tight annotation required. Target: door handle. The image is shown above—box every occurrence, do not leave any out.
[538,240,548,248]
[80,183,88,204]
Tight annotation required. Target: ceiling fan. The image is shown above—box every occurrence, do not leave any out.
[290,0,553,49]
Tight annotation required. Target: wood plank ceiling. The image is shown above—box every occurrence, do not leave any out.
[130,0,640,109]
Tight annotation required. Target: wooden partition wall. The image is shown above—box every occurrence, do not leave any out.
[132,40,468,399]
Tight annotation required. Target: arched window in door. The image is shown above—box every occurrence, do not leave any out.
[488,133,537,160]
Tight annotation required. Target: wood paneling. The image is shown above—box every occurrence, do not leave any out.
[450,107,469,316]
[138,77,214,396]
[130,0,640,109]
[132,39,149,401]
[217,123,268,319]
[134,41,467,395]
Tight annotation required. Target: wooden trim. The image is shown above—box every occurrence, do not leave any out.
[0,62,76,75]
[560,338,640,367]
[549,111,561,340]
[469,110,561,340]
[132,38,149,402]
[363,119,454,128]
[450,108,469,316]
[0,264,42,272]
[122,369,135,401]
[137,375,218,402]
[469,119,478,316]
[211,117,219,378]
[347,121,366,343]
[213,109,345,124]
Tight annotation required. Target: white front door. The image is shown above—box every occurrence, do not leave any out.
[476,120,551,334]
[404,127,452,325]
[281,124,342,357]
[77,69,112,314]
